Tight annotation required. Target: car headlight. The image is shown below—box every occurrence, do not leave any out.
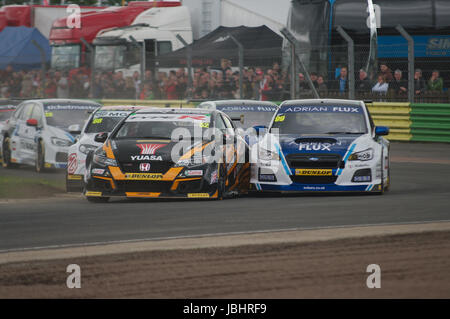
[348,148,374,161]
[79,144,98,155]
[92,148,117,167]
[258,148,280,161]
[51,137,72,147]
[176,154,213,167]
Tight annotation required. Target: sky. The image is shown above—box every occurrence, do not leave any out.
[224,0,292,25]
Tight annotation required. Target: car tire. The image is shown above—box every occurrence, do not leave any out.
[217,163,227,200]
[1,136,14,169]
[35,139,45,173]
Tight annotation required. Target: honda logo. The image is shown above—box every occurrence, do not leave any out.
[139,163,151,172]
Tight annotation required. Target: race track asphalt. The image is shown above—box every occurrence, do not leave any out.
[0,142,449,252]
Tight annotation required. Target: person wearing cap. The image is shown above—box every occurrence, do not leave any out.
[427,70,444,92]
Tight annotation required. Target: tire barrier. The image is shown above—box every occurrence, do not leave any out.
[366,102,412,141]
[411,103,450,143]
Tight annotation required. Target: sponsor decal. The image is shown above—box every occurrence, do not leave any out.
[219,105,277,112]
[137,143,166,155]
[210,170,218,184]
[354,176,371,182]
[95,111,130,118]
[45,104,98,111]
[68,153,77,174]
[259,174,276,181]
[140,163,151,172]
[299,143,332,151]
[85,191,102,196]
[187,193,210,198]
[67,174,82,180]
[124,173,163,180]
[295,169,332,176]
[178,115,207,121]
[126,192,160,198]
[91,168,105,175]
[185,170,203,177]
[281,106,361,113]
[131,155,163,161]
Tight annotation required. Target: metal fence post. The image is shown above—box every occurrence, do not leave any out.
[281,28,320,99]
[129,36,145,97]
[336,26,355,99]
[80,37,95,98]
[290,43,296,99]
[395,25,414,103]
[176,34,193,99]
[31,40,46,98]
[229,34,244,99]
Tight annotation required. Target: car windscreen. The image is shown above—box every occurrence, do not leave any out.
[114,113,212,139]
[0,108,15,121]
[85,110,132,133]
[44,103,99,129]
[271,105,367,135]
[217,105,277,129]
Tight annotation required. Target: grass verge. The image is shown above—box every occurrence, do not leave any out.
[0,176,65,199]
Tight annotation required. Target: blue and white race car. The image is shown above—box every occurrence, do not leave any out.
[250,99,390,194]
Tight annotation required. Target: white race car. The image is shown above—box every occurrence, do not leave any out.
[251,99,391,194]
[66,105,154,192]
[0,101,19,165]
[1,99,101,172]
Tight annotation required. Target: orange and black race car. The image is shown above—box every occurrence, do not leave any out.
[83,108,251,202]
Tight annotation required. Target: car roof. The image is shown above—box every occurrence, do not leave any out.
[202,100,278,107]
[24,99,102,106]
[280,99,364,107]
[135,108,215,115]
[98,105,154,111]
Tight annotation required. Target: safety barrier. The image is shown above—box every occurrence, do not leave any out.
[410,103,450,143]
[366,102,412,141]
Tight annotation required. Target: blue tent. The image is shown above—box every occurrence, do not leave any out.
[0,26,51,71]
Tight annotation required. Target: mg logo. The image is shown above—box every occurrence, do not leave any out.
[137,144,166,155]
[139,163,151,172]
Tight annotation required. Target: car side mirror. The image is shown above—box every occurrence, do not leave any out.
[68,124,82,135]
[26,118,38,127]
[253,125,267,136]
[375,126,389,136]
[94,132,108,143]
[231,115,244,125]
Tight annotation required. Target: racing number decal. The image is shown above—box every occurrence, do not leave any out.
[68,153,78,174]
[275,115,285,122]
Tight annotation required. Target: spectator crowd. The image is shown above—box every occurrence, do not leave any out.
[0,60,446,102]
